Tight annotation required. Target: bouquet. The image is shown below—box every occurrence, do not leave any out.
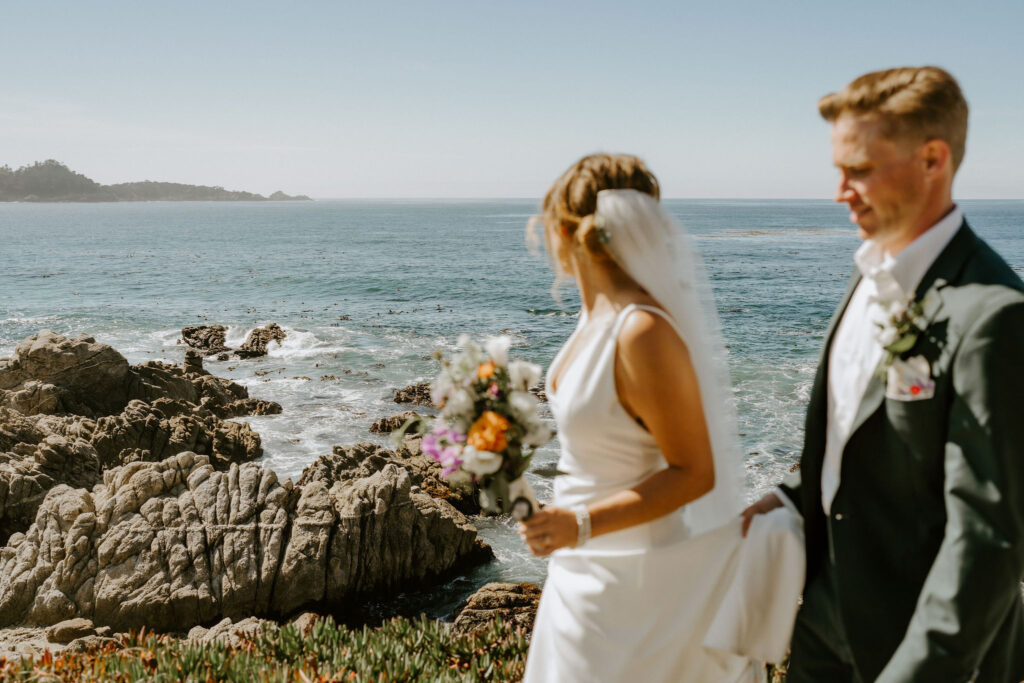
[415,334,550,520]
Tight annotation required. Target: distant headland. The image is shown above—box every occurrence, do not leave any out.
[0,160,312,202]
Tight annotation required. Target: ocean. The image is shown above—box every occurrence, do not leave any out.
[2,198,1022,618]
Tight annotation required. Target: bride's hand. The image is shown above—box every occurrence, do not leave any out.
[518,506,577,556]
[740,492,782,537]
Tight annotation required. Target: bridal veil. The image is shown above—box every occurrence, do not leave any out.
[593,189,744,533]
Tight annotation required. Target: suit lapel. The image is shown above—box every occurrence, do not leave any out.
[842,220,977,449]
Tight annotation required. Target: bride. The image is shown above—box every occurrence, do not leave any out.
[519,154,777,682]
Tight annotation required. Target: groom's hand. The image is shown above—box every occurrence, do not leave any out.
[740,492,782,537]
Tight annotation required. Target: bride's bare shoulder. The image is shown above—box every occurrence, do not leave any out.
[616,308,690,367]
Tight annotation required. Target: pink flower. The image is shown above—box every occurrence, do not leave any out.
[438,445,463,476]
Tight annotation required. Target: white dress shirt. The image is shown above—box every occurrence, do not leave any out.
[819,207,963,513]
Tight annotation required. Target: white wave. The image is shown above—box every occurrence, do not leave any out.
[220,324,349,360]
[0,314,61,325]
[223,325,250,348]
[527,309,578,318]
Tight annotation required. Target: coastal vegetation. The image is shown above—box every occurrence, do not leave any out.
[0,617,788,682]
[0,160,310,202]
[0,616,530,682]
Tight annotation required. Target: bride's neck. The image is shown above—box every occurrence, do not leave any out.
[571,255,644,316]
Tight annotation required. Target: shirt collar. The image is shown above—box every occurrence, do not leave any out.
[853,205,963,300]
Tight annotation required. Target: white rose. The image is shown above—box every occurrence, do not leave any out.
[461,445,503,476]
[885,298,910,317]
[430,373,454,406]
[508,360,542,392]
[446,388,475,420]
[877,326,899,347]
[451,349,479,382]
[508,390,539,420]
[485,335,512,367]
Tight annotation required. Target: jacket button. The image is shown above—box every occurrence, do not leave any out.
[834,513,844,520]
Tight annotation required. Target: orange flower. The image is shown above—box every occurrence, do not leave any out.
[467,410,510,453]
[477,361,495,379]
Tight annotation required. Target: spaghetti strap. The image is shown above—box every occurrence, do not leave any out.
[612,303,688,346]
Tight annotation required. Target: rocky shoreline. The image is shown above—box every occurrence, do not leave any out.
[0,329,538,660]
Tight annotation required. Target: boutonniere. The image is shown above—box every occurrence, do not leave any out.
[875,295,929,377]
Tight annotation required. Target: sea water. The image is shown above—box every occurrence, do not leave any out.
[1,198,1021,618]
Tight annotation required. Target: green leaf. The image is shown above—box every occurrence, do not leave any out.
[887,332,918,354]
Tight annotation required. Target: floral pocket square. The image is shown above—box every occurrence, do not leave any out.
[886,355,935,401]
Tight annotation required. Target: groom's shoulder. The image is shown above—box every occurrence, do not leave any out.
[945,222,1024,331]
[958,224,1024,292]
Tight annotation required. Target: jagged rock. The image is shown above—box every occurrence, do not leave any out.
[290,611,320,633]
[0,331,132,417]
[187,616,271,646]
[0,331,279,544]
[133,359,282,419]
[393,383,432,406]
[219,398,282,418]
[0,452,489,632]
[3,381,64,415]
[65,635,121,653]
[0,331,280,420]
[46,617,96,643]
[369,411,421,434]
[451,583,541,636]
[183,349,205,375]
[298,440,479,515]
[236,324,286,359]
[181,325,230,355]
[86,398,263,470]
[0,407,101,543]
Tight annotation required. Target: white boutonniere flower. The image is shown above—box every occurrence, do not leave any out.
[875,295,929,376]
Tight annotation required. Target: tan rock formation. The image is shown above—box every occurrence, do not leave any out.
[298,440,479,516]
[451,582,541,635]
[0,452,489,632]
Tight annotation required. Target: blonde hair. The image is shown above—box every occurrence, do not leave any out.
[818,66,968,171]
[527,154,659,292]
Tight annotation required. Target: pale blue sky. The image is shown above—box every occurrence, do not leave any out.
[3,1,1023,198]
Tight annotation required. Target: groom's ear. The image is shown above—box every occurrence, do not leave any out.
[919,139,952,177]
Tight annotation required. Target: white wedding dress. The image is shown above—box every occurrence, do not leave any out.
[522,190,803,682]
[522,303,765,683]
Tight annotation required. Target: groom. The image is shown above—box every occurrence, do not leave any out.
[743,66,1024,682]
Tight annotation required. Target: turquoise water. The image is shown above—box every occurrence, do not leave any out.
[1,198,1021,616]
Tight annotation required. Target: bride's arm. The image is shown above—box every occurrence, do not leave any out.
[521,310,715,555]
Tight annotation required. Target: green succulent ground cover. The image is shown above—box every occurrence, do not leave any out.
[0,615,529,682]
[0,615,790,682]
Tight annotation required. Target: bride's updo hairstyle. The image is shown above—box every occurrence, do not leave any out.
[528,154,659,290]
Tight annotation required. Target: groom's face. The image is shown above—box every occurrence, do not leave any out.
[831,113,926,247]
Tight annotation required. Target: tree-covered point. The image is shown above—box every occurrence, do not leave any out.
[0,160,311,202]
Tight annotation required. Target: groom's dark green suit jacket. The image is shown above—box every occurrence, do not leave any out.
[779,221,1024,682]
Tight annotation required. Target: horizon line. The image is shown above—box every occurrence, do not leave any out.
[303,196,1024,202]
